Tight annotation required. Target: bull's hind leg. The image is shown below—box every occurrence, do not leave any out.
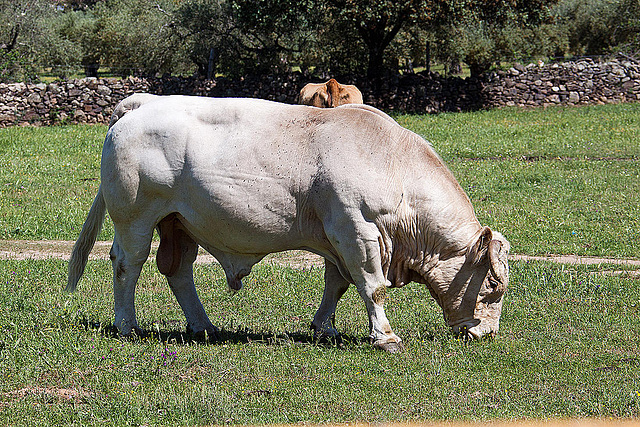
[110,226,153,336]
[311,260,349,342]
[156,215,217,339]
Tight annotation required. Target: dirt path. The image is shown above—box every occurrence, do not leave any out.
[0,240,325,269]
[2,240,640,274]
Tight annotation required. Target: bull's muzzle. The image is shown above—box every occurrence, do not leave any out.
[452,321,498,340]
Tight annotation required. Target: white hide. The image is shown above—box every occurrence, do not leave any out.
[68,95,510,351]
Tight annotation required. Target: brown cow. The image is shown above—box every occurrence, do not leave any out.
[298,78,363,107]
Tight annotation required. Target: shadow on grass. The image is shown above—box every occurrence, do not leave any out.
[77,317,368,348]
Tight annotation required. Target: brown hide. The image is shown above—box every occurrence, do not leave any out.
[298,79,364,107]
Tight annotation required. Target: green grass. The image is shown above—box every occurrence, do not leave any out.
[396,103,640,160]
[0,259,638,424]
[0,125,113,241]
[1,103,640,424]
[453,158,640,257]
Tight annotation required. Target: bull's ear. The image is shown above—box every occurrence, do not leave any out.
[470,226,493,264]
[488,239,509,293]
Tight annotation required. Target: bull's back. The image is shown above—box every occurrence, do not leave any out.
[101,96,466,245]
[105,97,303,184]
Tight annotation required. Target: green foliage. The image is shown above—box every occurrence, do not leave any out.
[321,0,439,77]
[0,49,35,83]
[430,0,561,76]
[0,0,81,82]
[553,0,640,56]
[44,10,85,79]
[0,257,638,423]
[616,0,640,54]
[172,0,236,76]
[449,20,496,77]
[172,0,322,77]
[56,0,100,10]
[83,0,182,76]
[3,0,640,80]
[231,0,320,73]
[49,8,96,66]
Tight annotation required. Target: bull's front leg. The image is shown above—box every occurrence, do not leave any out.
[311,260,350,343]
[354,273,403,353]
[324,217,403,352]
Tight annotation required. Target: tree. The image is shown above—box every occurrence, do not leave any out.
[616,0,640,55]
[553,0,640,56]
[322,0,439,78]
[173,0,323,77]
[53,0,100,10]
[173,0,236,77]
[230,0,320,74]
[314,0,559,78]
[49,9,94,77]
[431,0,560,76]
[82,0,182,77]
[0,0,81,81]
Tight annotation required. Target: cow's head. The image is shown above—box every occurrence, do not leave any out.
[299,79,363,108]
[311,79,342,108]
[422,227,510,339]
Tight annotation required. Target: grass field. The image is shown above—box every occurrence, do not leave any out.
[0,103,639,424]
[0,259,638,423]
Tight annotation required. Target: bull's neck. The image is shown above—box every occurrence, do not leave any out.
[378,201,482,290]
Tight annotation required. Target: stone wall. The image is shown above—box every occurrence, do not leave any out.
[369,57,640,113]
[1,57,639,127]
[0,77,151,127]
[483,57,640,108]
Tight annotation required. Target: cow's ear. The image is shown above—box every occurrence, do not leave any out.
[470,226,492,264]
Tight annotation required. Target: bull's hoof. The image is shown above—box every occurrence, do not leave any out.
[187,325,220,342]
[120,326,148,340]
[373,340,405,353]
[314,333,344,347]
[310,322,343,347]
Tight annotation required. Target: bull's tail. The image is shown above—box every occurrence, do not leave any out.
[66,186,107,293]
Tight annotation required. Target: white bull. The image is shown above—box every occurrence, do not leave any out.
[67,94,510,352]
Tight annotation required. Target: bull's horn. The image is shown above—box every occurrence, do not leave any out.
[488,239,508,293]
[470,226,493,264]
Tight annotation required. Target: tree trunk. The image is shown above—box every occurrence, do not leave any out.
[3,24,20,53]
[367,47,385,79]
[425,41,431,73]
[359,17,405,79]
